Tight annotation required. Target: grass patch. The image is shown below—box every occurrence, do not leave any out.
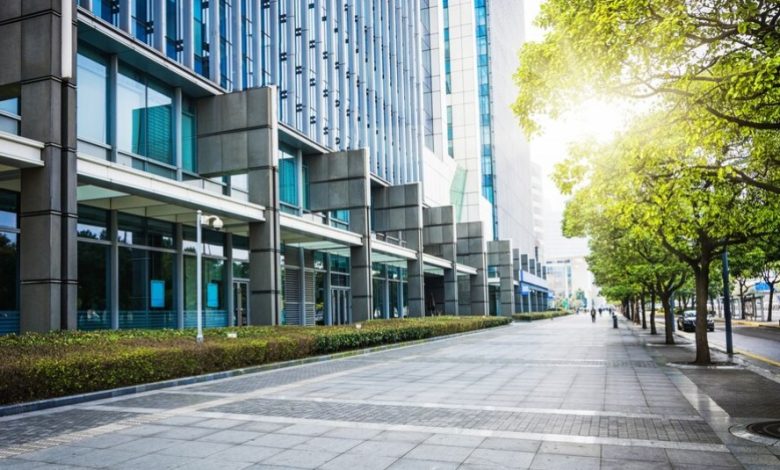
[512,311,572,321]
[0,316,509,405]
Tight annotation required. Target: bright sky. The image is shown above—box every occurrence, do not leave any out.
[523,0,632,259]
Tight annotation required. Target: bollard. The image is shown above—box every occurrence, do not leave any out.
[613,314,618,329]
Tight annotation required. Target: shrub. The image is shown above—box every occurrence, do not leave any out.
[0,316,509,405]
[511,311,572,321]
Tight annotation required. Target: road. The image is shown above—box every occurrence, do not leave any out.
[659,319,780,365]
[0,315,778,469]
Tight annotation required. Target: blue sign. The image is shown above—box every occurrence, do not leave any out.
[207,283,219,308]
[755,282,770,292]
[150,280,165,308]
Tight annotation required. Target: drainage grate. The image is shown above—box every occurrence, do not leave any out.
[747,421,780,439]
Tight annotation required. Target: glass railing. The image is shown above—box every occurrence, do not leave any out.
[182,310,229,328]
[0,310,19,335]
[77,310,112,330]
[118,310,178,329]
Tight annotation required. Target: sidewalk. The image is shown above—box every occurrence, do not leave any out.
[0,315,778,469]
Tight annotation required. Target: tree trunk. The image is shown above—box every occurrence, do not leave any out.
[739,284,746,320]
[768,285,774,322]
[650,289,657,335]
[694,263,712,365]
[660,293,674,345]
[641,293,647,329]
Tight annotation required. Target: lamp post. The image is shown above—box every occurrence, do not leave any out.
[722,249,734,355]
[196,210,224,343]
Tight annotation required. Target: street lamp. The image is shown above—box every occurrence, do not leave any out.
[196,210,224,343]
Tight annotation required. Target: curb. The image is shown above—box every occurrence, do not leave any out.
[0,323,509,418]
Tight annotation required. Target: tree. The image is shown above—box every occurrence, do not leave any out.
[555,111,780,364]
[514,0,780,194]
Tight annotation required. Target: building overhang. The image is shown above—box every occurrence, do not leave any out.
[373,240,417,260]
[422,253,451,270]
[456,263,479,276]
[281,212,363,250]
[520,270,549,290]
[77,154,265,230]
[0,132,44,172]
[77,9,224,98]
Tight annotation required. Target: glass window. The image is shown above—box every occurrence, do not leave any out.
[117,69,147,156]
[117,67,174,165]
[0,232,18,311]
[279,148,298,207]
[166,0,179,60]
[0,191,18,229]
[134,0,152,45]
[183,226,225,257]
[118,247,176,328]
[0,95,20,135]
[184,256,227,327]
[182,99,197,172]
[77,51,109,144]
[77,205,110,241]
[77,242,111,330]
[145,81,174,164]
[0,97,19,116]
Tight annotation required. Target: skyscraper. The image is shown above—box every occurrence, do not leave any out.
[0,0,547,335]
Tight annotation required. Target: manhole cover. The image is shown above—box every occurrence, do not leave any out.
[747,421,780,439]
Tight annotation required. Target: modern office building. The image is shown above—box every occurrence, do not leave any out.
[0,0,548,335]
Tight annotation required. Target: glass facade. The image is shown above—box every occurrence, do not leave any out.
[77,49,108,144]
[0,191,19,335]
[0,96,20,135]
[77,206,112,330]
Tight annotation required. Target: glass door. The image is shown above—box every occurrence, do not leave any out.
[233,281,249,326]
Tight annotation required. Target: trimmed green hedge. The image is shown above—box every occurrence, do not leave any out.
[512,311,572,321]
[0,316,509,405]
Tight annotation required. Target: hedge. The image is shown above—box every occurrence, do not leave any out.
[0,316,509,405]
[512,311,572,321]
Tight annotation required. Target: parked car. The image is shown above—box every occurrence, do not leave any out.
[677,310,715,332]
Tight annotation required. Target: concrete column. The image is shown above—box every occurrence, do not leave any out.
[6,1,78,332]
[349,206,372,322]
[110,211,120,329]
[443,266,458,314]
[197,87,279,325]
[456,222,488,316]
[175,223,184,328]
[488,240,515,317]
[225,234,235,326]
[423,206,458,315]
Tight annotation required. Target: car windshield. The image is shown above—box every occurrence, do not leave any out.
[683,312,696,318]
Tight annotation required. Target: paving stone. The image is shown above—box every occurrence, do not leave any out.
[479,438,541,453]
[538,441,601,457]
[0,410,139,448]
[601,445,669,462]
[154,426,220,441]
[245,433,311,449]
[462,448,535,468]
[373,431,433,443]
[295,436,362,453]
[207,444,283,463]
[322,427,384,440]
[424,434,484,448]
[348,440,418,457]
[0,459,46,469]
[259,448,339,468]
[198,429,264,444]
[386,458,459,470]
[193,418,246,429]
[405,444,474,463]
[110,436,182,453]
[112,452,198,469]
[665,449,742,468]
[600,459,672,470]
[276,424,335,437]
[157,440,233,458]
[319,452,397,470]
[530,453,601,470]
[69,433,139,449]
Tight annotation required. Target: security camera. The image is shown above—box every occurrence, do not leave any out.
[210,217,224,231]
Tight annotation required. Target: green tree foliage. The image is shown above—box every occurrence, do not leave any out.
[554,112,780,364]
[514,0,780,193]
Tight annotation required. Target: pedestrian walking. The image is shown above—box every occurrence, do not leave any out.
[591,308,596,323]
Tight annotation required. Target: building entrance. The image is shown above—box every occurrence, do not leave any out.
[233,281,249,326]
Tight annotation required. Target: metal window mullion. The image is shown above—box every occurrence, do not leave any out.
[326,0,336,148]
[174,87,183,180]
[389,1,400,183]
[251,0,262,87]
[183,0,194,68]
[313,0,323,141]
[337,1,347,148]
[119,0,131,33]
[286,0,296,124]
[210,0,221,85]
[154,0,165,53]
[110,210,119,330]
[175,223,184,328]
[365,0,376,173]
[375,0,386,178]
[109,54,119,163]
[270,0,279,84]
[233,0,244,90]
[299,0,310,135]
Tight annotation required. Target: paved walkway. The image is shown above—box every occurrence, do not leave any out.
[1,315,779,469]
